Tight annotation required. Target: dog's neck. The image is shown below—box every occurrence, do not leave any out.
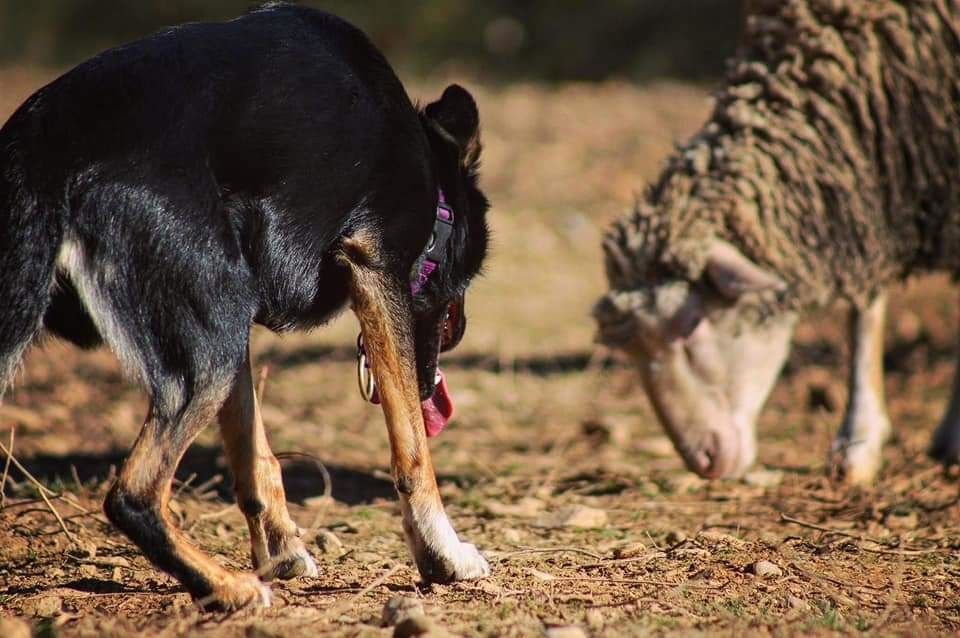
[410,189,454,296]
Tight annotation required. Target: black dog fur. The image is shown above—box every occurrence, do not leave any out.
[0,2,489,402]
[0,2,490,601]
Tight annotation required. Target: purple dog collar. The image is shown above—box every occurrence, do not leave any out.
[410,189,455,296]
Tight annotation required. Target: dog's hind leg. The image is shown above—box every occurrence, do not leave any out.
[341,232,489,583]
[104,365,272,610]
[218,346,318,581]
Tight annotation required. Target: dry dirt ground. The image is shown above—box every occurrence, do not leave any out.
[0,68,958,637]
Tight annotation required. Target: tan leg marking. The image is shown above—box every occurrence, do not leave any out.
[217,347,318,580]
[339,232,489,583]
[831,293,891,485]
[105,388,271,610]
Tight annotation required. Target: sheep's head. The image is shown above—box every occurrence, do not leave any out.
[595,238,797,479]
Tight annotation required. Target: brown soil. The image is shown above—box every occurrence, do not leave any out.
[0,68,957,637]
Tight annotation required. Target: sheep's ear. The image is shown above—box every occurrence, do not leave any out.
[704,241,785,299]
[425,84,481,168]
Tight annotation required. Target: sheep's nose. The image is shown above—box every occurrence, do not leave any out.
[688,430,741,479]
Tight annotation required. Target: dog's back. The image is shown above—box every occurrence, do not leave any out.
[0,3,436,396]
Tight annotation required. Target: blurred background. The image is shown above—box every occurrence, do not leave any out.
[0,0,741,82]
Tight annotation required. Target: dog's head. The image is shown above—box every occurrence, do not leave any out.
[412,85,490,435]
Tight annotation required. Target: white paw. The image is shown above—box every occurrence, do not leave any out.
[447,542,491,580]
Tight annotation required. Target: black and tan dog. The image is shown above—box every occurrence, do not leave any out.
[0,3,490,608]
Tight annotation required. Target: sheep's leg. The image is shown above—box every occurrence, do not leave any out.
[829,294,891,484]
[928,294,960,464]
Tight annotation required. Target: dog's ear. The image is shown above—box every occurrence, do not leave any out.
[425,84,481,169]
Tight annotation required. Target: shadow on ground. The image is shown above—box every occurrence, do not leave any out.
[17,445,397,506]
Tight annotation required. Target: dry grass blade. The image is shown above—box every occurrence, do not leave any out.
[496,546,605,561]
[549,575,726,590]
[316,563,403,625]
[275,451,333,499]
[1,426,14,507]
[0,434,80,547]
[779,512,945,554]
[256,365,270,404]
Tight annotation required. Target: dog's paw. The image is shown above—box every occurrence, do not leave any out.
[200,573,272,611]
[446,542,490,581]
[416,540,491,584]
[264,542,319,581]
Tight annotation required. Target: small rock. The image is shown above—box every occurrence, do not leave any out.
[750,560,783,579]
[485,497,545,519]
[0,616,31,638]
[393,613,436,638]
[502,528,523,544]
[885,510,919,531]
[545,626,587,638]
[535,506,608,529]
[787,595,809,610]
[382,595,425,627]
[316,530,344,555]
[24,595,62,618]
[69,540,98,559]
[78,563,98,578]
[698,530,745,546]
[743,469,783,488]
[613,541,646,559]
[111,566,123,581]
[93,556,131,568]
[352,551,385,565]
[528,568,557,581]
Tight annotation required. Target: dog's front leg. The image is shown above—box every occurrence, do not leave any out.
[341,234,489,583]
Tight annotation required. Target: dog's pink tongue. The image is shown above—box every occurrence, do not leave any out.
[422,369,455,437]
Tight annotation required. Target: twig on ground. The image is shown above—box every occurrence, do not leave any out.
[197,505,240,521]
[318,563,403,624]
[495,546,605,561]
[1,427,14,507]
[192,474,223,500]
[174,473,198,498]
[579,551,666,569]
[550,575,725,590]
[0,434,59,497]
[780,512,946,554]
[0,435,80,547]
[789,561,888,593]
[36,476,79,546]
